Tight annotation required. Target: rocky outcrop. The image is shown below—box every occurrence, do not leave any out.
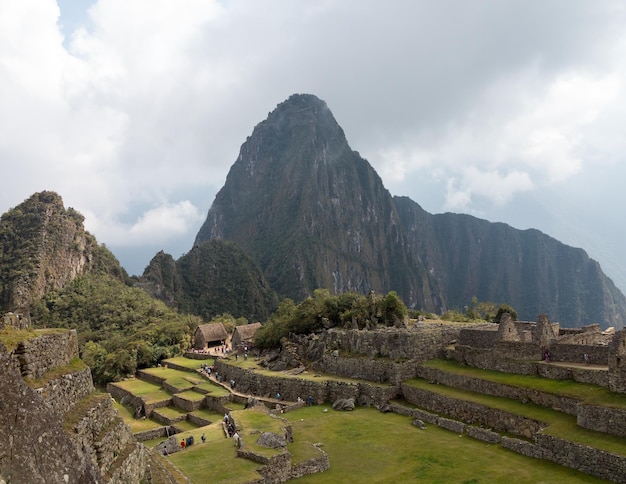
[0,330,152,483]
[0,341,102,483]
[0,191,127,313]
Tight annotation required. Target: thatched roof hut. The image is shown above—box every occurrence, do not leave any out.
[193,322,229,349]
[232,322,262,348]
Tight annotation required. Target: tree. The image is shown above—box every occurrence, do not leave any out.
[493,304,518,323]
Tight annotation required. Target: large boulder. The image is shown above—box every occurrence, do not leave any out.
[257,432,287,449]
[332,397,355,411]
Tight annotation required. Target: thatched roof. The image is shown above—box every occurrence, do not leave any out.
[233,322,262,342]
[195,323,228,343]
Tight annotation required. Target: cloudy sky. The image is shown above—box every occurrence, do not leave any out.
[2,1,626,294]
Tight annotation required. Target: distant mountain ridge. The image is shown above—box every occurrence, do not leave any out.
[194,93,626,328]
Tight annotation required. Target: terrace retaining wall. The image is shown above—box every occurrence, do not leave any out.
[415,366,580,415]
[400,383,546,439]
[36,366,95,416]
[213,360,398,407]
[15,330,79,379]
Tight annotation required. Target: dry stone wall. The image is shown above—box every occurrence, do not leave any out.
[214,359,398,407]
[308,325,460,361]
[15,329,79,378]
[415,366,580,415]
[400,383,546,439]
[537,434,626,483]
[313,354,417,383]
[36,366,94,416]
[576,403,626,438]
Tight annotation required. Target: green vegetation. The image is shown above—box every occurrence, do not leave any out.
[0,326,41,351]
[110,378,172,404]
[166,424,261,483]
[173,239,279,322]
[31,273,203,384]
[255,289,408,348]
[161,405,606,483]
[162,357,212,370]
[441,297,518,323]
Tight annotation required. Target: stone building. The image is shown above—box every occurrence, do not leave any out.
[193,322,229,350]
[232,322,262,348]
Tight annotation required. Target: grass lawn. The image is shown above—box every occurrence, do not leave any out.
[160,404,610,483]
[195,381,232,397]
[176,389,206,403]
[174,420,201,431]
[112,399,165,433]
[167,423,261,483]
[154,405,189,420]
[190,408,223,422]
[422,359,626,409]
[140,367,197,392]
[110,378,172,404]
[163,357,213,371]
[285,405,607,483]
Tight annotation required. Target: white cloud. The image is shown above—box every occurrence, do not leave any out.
[2,0,626,283]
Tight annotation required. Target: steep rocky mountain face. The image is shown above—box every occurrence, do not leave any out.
[194,94,626,328]
[394,196,626,327]
[0,191,127,312]
[140,240,278,322]
[195,94,441,311]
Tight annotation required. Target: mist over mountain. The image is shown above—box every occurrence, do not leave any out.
[194,94,626,328]
[2,96,625,330]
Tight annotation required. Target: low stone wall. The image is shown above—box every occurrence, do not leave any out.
[133,426,175,442]
[449,345,539,375]
[15,330,79,379]
[466,425,501,443]
[136,370,165,387]
[400,383,546,438]
[171,393,203,412]
[536,362,609,387]
[537,434,626,483]
[393,400,626,483]
[183,352,213,360]
[289,445,330,480]
[458,326,499,348]
[188,413,213,426]
[549,343,609,365]
[37,366,95,416]
[415,366,580,415]
[388,403,440,425]
[108,443,147,484]
[239,449,292,482]
[204,394,233,414]
[313,354,418,384]
[577,403,626,438]
[106,382,172,417]
[500,436,543,459]
[214,360,397,407]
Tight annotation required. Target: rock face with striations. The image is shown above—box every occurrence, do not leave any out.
[195,94,439,312]
[194,93,626,327]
